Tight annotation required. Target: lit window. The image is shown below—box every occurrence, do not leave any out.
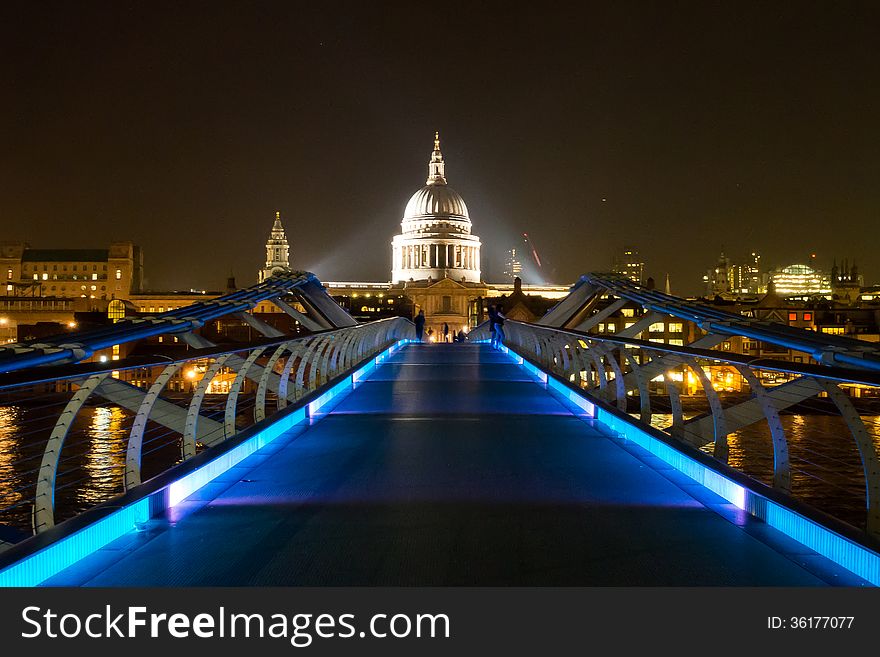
[92,273,97,280]
[803,312,812,321]
[116,269,122,280]
[6,269,11,279]
[90,285,97,291]
[648,323,664,333]
[668,323,683,333]
[621,308,635,317]
[668,339,684,346]
[33,273,38,280]
[41,273,48,280]
[624,322,635,329]
[788,312,797,321]
[597,323,605,333]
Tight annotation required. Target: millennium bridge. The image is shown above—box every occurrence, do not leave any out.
[1,272,879,586]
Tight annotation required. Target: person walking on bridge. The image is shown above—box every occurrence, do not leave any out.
[493,305,506,349]
[414,309,426,342]
[487,305,498,348]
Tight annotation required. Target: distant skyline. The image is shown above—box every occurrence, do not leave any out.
[2,2,878,295]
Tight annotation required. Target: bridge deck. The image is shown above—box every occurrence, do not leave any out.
[45,344,860,586]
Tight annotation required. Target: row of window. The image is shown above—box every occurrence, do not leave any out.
[33,272,106,281]
[647,338,685,346]
[596,322,684,333]
[20,263,104,272]
[788,312,814,322]
[8,267,123,280]
[49,285,106,291]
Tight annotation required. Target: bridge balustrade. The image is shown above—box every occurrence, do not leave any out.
[473,320,880,539]
[0,317,412,547]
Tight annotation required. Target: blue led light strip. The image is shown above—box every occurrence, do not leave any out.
[0,339,412,587]
[501,344,880,586]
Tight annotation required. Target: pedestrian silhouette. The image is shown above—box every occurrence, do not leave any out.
[414,310,426,342]
[493,305,506,349]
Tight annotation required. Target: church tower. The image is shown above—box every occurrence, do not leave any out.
[259,211,291,283]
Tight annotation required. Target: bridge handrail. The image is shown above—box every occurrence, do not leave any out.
[473,318,880,539]
[0,317,414,546]
[0,317,406,391]
[541,273,880,372]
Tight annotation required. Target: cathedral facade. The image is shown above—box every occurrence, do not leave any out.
[387,133,490,337]
[391,133,482,285]
[308,134,568,337]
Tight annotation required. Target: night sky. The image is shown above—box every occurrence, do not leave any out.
[2,1,878,295]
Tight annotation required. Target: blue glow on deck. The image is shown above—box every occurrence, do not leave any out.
[502,343,880,586]
[0,499,150,587]
[547,376,595,416]
[0,339,410,587]
[169,406,307,507]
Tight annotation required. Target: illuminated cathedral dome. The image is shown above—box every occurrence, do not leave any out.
[392,133,481,284]
[403,183,469,221]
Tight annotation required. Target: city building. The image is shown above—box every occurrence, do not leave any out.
[503,247,523,282]
[702,251,765,298]
[1,241,143,301]
[493,277,558,322]
[735,252,763,295]
[767,263,831,298]
[703,251,734,296]
[611,247,644,284]
[391,132,482,284]
[831,260,864,305]
[258,211,291,283]
[0,241,144,344]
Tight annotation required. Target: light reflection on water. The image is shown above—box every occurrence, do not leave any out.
[79,406,128,508]
[0,407,25,510]
[0,404,137,530]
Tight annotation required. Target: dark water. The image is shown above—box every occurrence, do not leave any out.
[649,413,880,530]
